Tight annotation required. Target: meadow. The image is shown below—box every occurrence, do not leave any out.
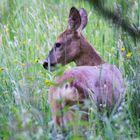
[0,0,140,139]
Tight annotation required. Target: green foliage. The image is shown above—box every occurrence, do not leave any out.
[0,0,140,139]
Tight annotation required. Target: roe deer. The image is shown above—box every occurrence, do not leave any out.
[43,7,124,127]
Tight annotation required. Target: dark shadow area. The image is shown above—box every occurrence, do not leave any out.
[86,0,140,39]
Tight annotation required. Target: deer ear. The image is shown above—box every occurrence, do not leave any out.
[68,7,81,30]
[79,8,88,30]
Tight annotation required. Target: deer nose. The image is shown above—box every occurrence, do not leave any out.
[43,60,56,69]
[43,60,48,69]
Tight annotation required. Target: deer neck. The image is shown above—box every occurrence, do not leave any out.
[75,35,105,66]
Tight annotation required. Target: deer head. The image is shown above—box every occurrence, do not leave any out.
[43,7,104,69]
[43,7,88,69]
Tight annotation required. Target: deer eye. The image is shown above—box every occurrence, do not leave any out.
[55,43,61,48]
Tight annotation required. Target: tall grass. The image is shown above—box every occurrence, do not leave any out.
[0,0,140,139]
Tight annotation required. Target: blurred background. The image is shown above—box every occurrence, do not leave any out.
[0,0,140,139]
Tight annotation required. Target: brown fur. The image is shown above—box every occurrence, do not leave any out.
[48,65,124,126]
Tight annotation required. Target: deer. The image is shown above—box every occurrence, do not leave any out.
[43,7,124,127]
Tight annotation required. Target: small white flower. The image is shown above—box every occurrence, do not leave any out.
[118,106,123,112]
[99,104,103,107]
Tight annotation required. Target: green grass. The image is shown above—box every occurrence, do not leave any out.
[0,0,140,139]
